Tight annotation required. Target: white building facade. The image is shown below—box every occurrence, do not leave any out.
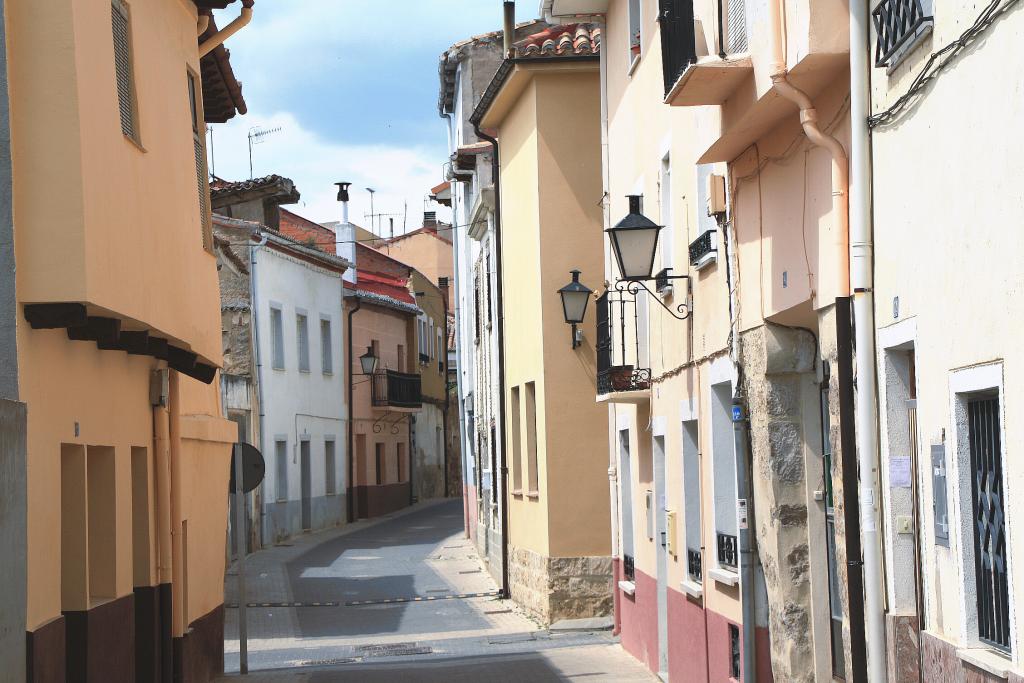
[251,231,351,545]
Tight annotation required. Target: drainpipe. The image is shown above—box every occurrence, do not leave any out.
[151,375,173,681]
[168,370,185,638]
[768,0,884,679]
[346,297,362,523]
[849,2,886,681]
[198,0,254,58]
[197,11,210,37]
[249,232,268,544]
[472,120,510,600]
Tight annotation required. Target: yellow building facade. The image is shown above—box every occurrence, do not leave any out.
[7,0,248,680]
[474,24,612,624]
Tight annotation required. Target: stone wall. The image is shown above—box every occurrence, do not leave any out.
[740,323,818,683]
[509,545,612,624]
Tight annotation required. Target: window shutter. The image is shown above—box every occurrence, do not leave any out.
[297,314,309,372]
[195,136,211,249]
[111,0,137,140]
[931,443,949,547]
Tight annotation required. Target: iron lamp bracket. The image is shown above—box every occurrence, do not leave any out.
[612,276,692,321]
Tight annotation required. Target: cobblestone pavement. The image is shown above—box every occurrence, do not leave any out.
[221,499,654,681]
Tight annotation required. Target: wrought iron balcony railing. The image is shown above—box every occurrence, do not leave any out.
[688,230,717,270]
[872,0,932,68]
[622,554,636,582]
[371,369,422,409]
[658,0,697,96]
[687,547,703,584]
[596,291,651,396]
[716,532,738,570]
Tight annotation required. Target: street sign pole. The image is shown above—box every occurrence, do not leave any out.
[233,444,249,674]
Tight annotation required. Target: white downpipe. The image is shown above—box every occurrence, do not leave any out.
[198,0,254,58]
[850,2,886,681]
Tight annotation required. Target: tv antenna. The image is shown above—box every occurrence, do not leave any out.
[248,126,281,179]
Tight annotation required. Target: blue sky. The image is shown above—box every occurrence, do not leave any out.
[210,1,539,230]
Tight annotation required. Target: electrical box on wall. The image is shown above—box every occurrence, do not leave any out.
[706,173,726,216]
[666,510,677,557]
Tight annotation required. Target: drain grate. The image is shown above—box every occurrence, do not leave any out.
[346,590,499,606]
[355,643,433,657]
[295,657,358,666]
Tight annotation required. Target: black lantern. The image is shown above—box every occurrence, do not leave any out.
[557,270,593,348]
[606,195,662,281]
[359,346,378,375]
[558,270,593,324]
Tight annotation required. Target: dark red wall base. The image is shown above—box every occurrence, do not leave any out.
[63,592,135,683]
[356,482,411,518]
[172,604,225,683]
[26,614,66,683]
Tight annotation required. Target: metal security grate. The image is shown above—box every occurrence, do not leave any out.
[717,532,738,569]
[658,0,697,95]
[872,0,932,67]
[688,230,716,267]
[687,547,702,583]
[968,397,1010,651]
[111,0,136,140]
[623,554,636,581]
[727,0,748,53]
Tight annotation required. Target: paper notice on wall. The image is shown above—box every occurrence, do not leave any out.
[889,456,912,488]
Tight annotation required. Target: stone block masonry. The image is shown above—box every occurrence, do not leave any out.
[509,545,612,624]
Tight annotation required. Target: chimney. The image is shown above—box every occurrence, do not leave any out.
[424,211,438,229]
[503,1,515,56]
[335,182,352,224]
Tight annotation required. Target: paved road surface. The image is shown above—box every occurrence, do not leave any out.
[220,499,654,682]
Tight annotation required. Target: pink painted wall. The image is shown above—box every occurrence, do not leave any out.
[618,568,659,674]
[667,587,709,683]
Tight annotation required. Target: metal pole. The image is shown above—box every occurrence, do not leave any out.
[233,444,248,674]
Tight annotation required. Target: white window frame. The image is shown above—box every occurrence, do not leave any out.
[948,361,1016,661]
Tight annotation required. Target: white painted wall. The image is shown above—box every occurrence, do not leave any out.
[253,240,348,541]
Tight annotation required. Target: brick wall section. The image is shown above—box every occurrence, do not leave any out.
[279,208,336,254]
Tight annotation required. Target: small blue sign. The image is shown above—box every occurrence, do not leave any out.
[732,405,744,422]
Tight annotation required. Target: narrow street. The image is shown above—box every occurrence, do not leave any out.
[219,500,654,682]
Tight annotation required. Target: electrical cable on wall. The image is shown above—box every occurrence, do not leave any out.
[869,0,1020,128]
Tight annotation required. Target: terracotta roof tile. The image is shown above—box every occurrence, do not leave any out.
[514,24,601,59]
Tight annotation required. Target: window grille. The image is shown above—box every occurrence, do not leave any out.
[270,307,285,369]
[275,440,287,502]
[727,0,748,53]
[325,440,336,495]
[968,397,1010,651]
[623,554,636,581]
[717,531,738,569]
[872,0,932,68]
[296,314,310,372]
[321,319,333,374]
[729,624,741,678]
[687,548,702,583]
[111,0,138,141]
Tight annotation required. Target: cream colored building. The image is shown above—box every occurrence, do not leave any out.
[472,23,612,624]
[5,0,251,681]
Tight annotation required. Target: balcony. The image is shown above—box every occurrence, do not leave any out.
[662,0,753,107]
[688,230,718,271]
[371,369,422,411]
[872,0,933,69]
[596,292,651,404]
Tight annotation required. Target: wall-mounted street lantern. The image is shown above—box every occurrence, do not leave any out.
[606,195,691,320]
[606,195,663,281]
[557,270,593,349]
[359,346,379,375]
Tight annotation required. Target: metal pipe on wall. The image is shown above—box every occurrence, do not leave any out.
[168,370,185,638]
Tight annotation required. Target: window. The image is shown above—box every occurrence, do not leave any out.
[111,0,139,143]
[525,382,539,495]
[729,624,741,678]
[485,255,493,326]
[872,0,933,69]
[659,154,673,273]
[188,70,211,250]
[397,344,405,373]
[628,0,642,62]
[270,306,285,369]
[325,439,336,495]
[820,362,845,677]
[437,329,444,373]
[967,395,1009,651]
[682,420,702,583]
[619,430,635,574]
[474,276,481,342]
[375,443,385,485]
[510,386,522,492]
[296,313,310,372]
[711,381,738,573]
[397,443,406,482]
[320,318,333,374]
[275,440,288,502]
[490,426,499,505]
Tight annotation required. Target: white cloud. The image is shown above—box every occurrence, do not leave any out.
[208,111,450,233]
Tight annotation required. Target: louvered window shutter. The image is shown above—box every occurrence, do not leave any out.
[189,72,212,250]
[111,0,137,140]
